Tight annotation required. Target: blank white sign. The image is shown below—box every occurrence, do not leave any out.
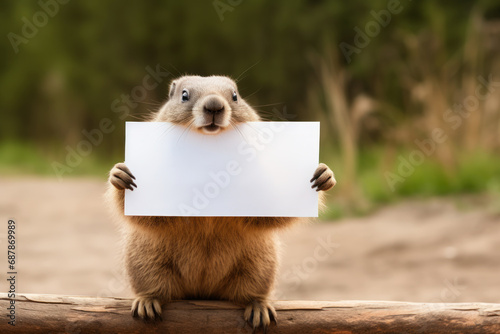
[124,121,320,217]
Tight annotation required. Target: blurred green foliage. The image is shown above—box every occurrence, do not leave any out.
[320,147,500,219]
[1,0,497,148]
[1,0,500,216]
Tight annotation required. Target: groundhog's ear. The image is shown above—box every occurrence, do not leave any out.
[168,81,177,99]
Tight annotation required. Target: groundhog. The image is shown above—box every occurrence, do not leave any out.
[106,75,336,331]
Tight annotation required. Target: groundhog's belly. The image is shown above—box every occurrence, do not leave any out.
[172,232,246,298]
[126,221,276,300]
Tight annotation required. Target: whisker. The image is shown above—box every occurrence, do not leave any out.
[134,101,164,107]
[162,63,182,77]
[176,119,196,144]
[258,114,272,122]
[243,88,261,100]
[253,109,279,115]
[236,74,249,84]
[239,120,264,137]
[126,114,150,121]
[155,122,178,143]
[129,112,158,115]
[252,112,278,121]
[230,120,248,144]
[149,98,167,105]
[250,102,284,108]
[235,60,262,83]
[252,109,289,121]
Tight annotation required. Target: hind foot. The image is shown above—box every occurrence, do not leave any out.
[244,300,277,332]
[131,296,162,321]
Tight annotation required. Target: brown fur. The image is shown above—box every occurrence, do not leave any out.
[105,75,335,329]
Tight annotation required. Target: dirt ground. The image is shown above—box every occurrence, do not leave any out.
[1,176,500,304]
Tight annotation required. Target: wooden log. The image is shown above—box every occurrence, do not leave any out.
[2,293,500,333]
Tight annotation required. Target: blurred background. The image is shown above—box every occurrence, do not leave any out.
[1,0,500,303]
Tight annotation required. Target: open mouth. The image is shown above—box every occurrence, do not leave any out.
[201,123,222,134]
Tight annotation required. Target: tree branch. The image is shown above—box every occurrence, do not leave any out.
[2,293,500,333]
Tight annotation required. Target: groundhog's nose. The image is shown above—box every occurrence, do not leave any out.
[203,97,225,114]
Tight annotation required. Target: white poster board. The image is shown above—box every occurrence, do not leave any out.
[124,121,319,217]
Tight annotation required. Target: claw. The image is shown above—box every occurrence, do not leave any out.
[110,163,138,191]
[310,163,328,183]
[116,163,136,180]
[131,297,162,321]
[310,163,336,192]
[268,306,278,324]
[244,300,277,331]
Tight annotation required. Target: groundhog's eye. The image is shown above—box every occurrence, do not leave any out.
[232,91,238,102]
[181,89,189,102]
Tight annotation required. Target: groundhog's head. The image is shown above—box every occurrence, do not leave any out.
[155,75,261,135]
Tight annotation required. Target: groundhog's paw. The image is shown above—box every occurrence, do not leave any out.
[109,163,137,191]
[310,163,336,192]
[244,300,277,332]
[131,296,162,321]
